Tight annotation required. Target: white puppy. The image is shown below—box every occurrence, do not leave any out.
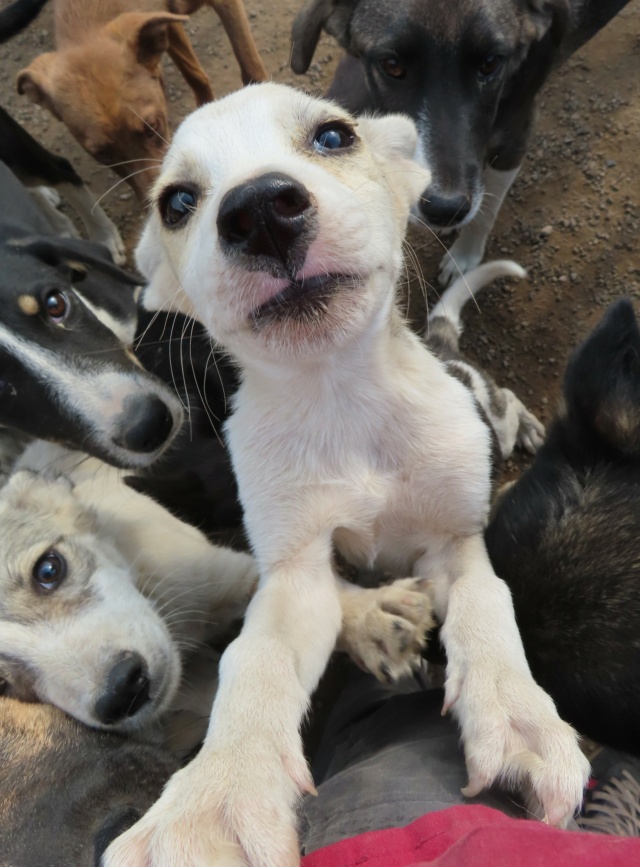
[105,83,589,866]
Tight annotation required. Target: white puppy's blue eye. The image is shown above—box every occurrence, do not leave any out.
[160,187,198,227]
[313,123,355,153]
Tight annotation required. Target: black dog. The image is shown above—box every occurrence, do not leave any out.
[292,0,630,284]
[486,298,640,755]
[0,160,183,469]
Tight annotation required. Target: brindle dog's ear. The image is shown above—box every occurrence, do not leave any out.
[564,298,640,457]
[291,0,359,74]
[527,0,570,45]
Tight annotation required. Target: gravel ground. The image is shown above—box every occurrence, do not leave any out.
[0,0,639,485]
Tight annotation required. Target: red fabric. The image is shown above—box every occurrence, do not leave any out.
[302,805,640,867]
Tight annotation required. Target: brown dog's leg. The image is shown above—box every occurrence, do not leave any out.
[169,0,267,85]
[209,0,268,85]
[167,23,214,106]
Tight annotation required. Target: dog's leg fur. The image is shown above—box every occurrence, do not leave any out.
[415,533,586,827]
[28,186,79,238]
[55,182,126,265]
[170,0,268,84]
[427,261,545,457]
[438,166,521,287]
[166,23,214,106]
[105,540,343,867]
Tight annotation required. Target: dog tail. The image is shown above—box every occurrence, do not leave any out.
[428,260,527,337]
[0,0,49,43]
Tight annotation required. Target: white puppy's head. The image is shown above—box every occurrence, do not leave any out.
[0,471,181,733]
[137,82,430,363]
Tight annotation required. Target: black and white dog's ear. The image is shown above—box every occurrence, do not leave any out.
[9,236,140,287]
[291,0,359,73]
[527,0,570,44]
[565,298,640,457]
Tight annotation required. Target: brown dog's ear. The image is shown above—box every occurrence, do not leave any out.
[105,12,189,71]
[291,0,359,74]
[16,53,60,120]
[527,0,570,45]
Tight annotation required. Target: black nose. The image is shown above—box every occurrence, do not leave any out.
[419,191,471,228]
[217,172,314,270]
[95,652,150,725]
[115,394,175,454]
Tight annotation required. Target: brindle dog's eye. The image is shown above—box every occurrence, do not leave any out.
[0,678,9,696]
[160,187,198,228]
[33,550,67,592]
[43,290,69,323]
[313,122,355,153]
[379,55,406,80]
[478,54,504,78]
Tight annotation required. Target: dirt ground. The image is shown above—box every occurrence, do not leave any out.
[1,0,639,487]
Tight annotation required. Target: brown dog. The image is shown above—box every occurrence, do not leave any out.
[16,0,266,199]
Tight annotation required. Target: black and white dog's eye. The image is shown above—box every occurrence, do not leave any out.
[43,290,69,323]
[478,54,504,78]
[160,187,198,227]
[33,550,67,592]
[379,55,407,80]
[313,123,355,153]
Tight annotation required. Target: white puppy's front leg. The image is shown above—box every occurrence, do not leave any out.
[417,534,589,827]
[438,166,521,287]
[104,537,341,867]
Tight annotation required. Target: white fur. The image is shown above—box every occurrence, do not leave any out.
[106,83,588,867]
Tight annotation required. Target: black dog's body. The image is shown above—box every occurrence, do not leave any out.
[487,299,640,754]
[0,698,177,867]
[292,0,630,280]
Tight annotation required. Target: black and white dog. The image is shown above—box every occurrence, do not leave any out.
[291,0,630,284]
[0,160,183,471]
[486,298,640,756]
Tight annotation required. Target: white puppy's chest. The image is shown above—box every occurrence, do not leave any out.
[228,344,492,573]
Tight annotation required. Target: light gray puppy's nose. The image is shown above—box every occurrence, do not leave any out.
[420,190,471,228]
[217,172,315,270]
[95,652,150,726]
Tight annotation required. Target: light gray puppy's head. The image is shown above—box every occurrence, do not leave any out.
[0,471,181,732]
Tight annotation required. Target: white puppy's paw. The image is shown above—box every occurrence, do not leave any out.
[447,663,590,827]
[104,741,304,867]
[438,241,484,288]
[516,406,546,454]
[339,577,434,682]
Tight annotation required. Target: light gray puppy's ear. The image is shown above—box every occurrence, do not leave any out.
[291,0,359,74]
[527,0,570,44]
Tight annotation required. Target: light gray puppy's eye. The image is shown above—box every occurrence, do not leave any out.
[33,550,67,592]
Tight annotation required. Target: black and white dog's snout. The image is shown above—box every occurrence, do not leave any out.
[418,187,473,229]
[94,652,151,726]
[113,394,176,455]
[217,172,316,273]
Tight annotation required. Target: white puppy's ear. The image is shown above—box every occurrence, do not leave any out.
[358,114,417,160]
[359,114,431,205]
[136,217,190,314]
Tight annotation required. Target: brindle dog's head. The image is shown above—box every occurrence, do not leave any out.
[292,0,569,231]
